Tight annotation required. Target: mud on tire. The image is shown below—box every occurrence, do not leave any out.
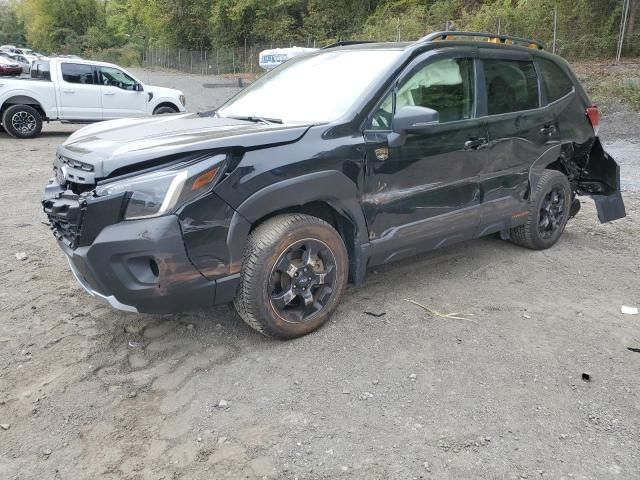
[234,214,349,339]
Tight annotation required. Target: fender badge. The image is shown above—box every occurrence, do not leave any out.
[374,147,389,161]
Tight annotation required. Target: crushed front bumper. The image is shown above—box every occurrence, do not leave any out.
[66,256,138,312]
[59,214,220,313]
[43,184,240,313]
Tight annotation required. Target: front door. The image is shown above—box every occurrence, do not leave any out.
[98,66,148,118]
[363,53,487,265]
[58,63,102,120]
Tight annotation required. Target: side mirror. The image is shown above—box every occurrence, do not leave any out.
[392,106,439,134]
[135,82,144,92]
[388,106,439,147]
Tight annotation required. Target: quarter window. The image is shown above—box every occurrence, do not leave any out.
[484,59,539,115]
[61,63,95,84]
[536,58,574,102]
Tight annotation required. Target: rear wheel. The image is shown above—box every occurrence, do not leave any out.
[153,105,178,115]
[510,169,572,250]
[2,105,42,139]
[234,214,348,339]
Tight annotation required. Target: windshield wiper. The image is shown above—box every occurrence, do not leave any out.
[226,115,283,125]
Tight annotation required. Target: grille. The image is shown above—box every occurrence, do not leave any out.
[43,193,86,249]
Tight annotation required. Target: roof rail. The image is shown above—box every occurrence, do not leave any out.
[321,40,375,49]
[417,31,545,50]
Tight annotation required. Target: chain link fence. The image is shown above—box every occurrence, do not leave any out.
[142,45,300,76]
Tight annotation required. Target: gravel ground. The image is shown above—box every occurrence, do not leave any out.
[0,69,639,480]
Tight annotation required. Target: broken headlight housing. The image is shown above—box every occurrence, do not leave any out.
[95,154,226,220]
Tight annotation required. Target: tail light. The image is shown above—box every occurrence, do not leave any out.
[586,105,600,135]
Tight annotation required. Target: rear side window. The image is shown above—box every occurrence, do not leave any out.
[30,60,51,80]
[536,58,574,102]
[61,63,95,84]
[484,59,539,115]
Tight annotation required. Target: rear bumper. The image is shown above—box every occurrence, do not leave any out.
[580,138,626,223]
[58,215,239,314]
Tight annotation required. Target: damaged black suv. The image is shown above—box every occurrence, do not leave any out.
[43,32,625,339]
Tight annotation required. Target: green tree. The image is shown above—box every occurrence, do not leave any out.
[0,1,27,46]
[17,0,104,52]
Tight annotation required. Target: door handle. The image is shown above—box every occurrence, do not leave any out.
[464,137,487,150]
[62,90,75,94]
[540,124,556,135]
[103,92,115,96]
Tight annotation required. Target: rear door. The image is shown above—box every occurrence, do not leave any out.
[477,50,557,234]
[58,62,102,120]
[98,65,148,118]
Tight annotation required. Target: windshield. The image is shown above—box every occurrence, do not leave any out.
[218,49,403,123]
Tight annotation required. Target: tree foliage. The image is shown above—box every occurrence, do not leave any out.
[0,0,637,59]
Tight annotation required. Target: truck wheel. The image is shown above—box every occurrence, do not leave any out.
[153,105,177,115]
[234,214,349,339]
[510,170,572,250]
[2,105,43,139]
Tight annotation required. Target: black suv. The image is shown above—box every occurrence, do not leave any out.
[43,32,625,338]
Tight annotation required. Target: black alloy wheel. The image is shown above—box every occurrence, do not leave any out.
[538,186,566,240]
[234,214,348,339]
[269,238,337,323]
[510,169,572,250]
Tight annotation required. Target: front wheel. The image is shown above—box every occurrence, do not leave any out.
[2,105,43,139]
[152,105,178,115]
[510,169,572,250]
[234,214,349,339]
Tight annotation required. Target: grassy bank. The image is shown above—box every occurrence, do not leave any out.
[574,62,640,112]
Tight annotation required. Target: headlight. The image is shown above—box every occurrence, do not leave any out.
[179,94,186,107]
[95,154,226,220]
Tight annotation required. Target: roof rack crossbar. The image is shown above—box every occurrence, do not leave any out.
[417,31,545,50]
[321,41,375,49]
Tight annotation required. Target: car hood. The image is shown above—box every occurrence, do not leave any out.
[59,113,312,179]
[146,84,183,100]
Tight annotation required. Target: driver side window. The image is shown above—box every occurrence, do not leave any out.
[370,57,475,130]
[99,66,136,90]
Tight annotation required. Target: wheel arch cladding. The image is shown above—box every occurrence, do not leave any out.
[229,171,370,285]
[1,95,45,117]
[528,144,566,196]
[153,102,178,113]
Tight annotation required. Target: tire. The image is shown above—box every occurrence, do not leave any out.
[153,105,177,115]
[234,214,349,339]
[2,105,43,139]
[510,169,572,250]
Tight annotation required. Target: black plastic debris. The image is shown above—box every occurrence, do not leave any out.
[581,373,591,382]
[627,347,640,353]
[364,311,386,318]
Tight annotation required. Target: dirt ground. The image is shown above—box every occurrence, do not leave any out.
[0,69,639,480]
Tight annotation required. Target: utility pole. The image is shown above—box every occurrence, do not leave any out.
[617,0,631,64]
[552,5,558,54]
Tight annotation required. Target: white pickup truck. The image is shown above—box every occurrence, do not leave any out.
[0,58,186,138]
